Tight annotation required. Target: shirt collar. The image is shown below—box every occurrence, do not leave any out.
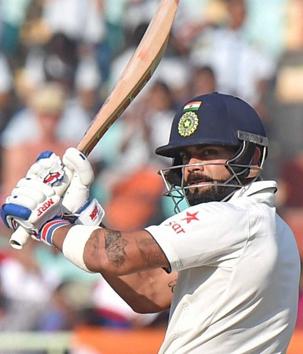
[230,181,277,207]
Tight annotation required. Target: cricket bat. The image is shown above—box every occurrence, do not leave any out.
[9,0,180,249]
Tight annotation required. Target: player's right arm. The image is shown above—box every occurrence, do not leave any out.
[1,148,176,313]
[101,269,177,313]
[51,225,176,313]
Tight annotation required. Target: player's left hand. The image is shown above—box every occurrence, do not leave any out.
[62,147,105,226]
[26,150,72,196]
[1,151,72,245]
[1,175,64,242]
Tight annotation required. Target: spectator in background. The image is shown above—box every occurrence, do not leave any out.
[189,0,275,112]
[73,55,102,119]
[41,0,105,46]
[269,0,303,161]
[268,1,303,245]
[1,82,69,198]
[24,32,79,91]
[189,65,217,98]
[277,154,303,208]
[97,80,175,232]
[245,0,288,60]
[0,0,31,60]
[41,0,106,90]
[0,54,14,135]
[129,80,176,164]
[0,241,53,331]
[1,54,96,154]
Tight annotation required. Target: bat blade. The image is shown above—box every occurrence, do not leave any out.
[77,0,180,156]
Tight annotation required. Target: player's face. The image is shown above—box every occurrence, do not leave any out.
[182,145,236,204]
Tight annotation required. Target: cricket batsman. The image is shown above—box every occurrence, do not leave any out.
[1,92,300,353]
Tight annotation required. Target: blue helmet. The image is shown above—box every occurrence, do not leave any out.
[156,92,269,208]
[156,92,268,158]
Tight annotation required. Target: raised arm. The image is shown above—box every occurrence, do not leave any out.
[101,269,177,313]
[51,226,175,313]
[53,227,168,274]
[1,148,176,313]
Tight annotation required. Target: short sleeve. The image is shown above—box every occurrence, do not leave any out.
[145,202,250,272]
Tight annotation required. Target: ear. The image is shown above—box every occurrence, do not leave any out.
[251,146,261,166]
[247,147,261,178]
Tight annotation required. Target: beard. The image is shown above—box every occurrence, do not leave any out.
[184,173,236,205]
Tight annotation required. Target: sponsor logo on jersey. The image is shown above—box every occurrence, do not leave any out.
[165,220,185,234]
[182,211,199,224]
[165,211,199,234]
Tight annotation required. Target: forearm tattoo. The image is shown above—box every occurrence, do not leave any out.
[104,230,128,267]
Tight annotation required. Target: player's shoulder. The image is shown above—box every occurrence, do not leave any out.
[163,200,248,228]
[194,200,246,215]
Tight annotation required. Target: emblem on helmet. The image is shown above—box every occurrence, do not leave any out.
[178,112,199,137]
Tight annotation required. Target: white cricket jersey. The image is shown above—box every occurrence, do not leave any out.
[146,181,300,354]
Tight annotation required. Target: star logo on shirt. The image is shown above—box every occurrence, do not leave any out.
[183,211,199,224]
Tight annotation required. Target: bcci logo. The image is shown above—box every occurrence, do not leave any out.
[178,112,199,137]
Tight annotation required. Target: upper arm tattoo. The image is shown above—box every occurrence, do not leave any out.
[136,236,166,268]
[104,230,128,268]
[100,229,167,272]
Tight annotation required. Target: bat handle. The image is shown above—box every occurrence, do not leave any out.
[9,227,30,250]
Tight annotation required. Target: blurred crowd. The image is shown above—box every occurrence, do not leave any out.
[0,0,302,337]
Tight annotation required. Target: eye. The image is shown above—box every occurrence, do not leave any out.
[201,149,219,158]
[180,152,190,164]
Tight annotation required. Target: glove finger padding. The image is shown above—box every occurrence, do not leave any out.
[63,148,94,186]
[62,148,94,213]
[3,175,62,234]
[16,177,55,197]
[10,186,46,205]
[62,174,90,213]
[27,151,72,197]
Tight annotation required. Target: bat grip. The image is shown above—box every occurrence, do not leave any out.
[9,227,30,250]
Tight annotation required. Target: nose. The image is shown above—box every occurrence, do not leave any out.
[188,156,203,164]
[185,156,205,173]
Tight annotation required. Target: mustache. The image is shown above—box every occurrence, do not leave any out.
[185,172,214,186]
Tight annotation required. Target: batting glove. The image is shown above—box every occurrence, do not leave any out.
[61,147,105,226]
[1,151,72,245]
[26,150,72,197]
[1,175,67,244]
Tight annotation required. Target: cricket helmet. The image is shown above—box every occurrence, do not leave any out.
[156,92,269,208]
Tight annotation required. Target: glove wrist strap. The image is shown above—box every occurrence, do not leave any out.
[40,218,71,246]
[75,198,105,226]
